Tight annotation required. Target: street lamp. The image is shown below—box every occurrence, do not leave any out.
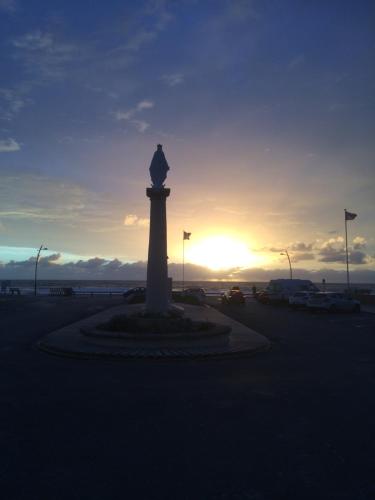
[280,249,293,280]
[34,244,48,296]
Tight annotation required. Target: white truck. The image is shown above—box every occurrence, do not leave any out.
[265,279,318,303]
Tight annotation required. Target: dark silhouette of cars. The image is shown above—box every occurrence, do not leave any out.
[256,280,318,305]
[221,288,245,305]
[256,290,271,304]
[182,287,206,304]
[307,292,361,313]
[123,287,146,304]
[288,291,317,309]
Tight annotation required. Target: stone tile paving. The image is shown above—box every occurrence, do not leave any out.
[37,304,270,359]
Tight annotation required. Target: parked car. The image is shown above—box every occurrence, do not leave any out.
[182,287,206,304]
[221,288,245,305]
[307,292,361,313]
[265,279,318,303]
[256,290,271,304]
[289,291,317,309]
[123,287,146,304]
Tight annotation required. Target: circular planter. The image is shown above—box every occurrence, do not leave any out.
[81,322,231,349]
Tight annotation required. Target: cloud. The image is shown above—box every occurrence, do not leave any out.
[0,172,121,228]
[290,241,313,252]
[0,138,21,152]
[39,253,61,265]
[268,247,284,253]
[115,100,154,121]
[114,110,133,121]
[291,252,315,263]
[124,214,149,227]
[288,55,305,69]
[144,0,173,31]
[103,2,173,69]
[85,84,118,99]
[58,136,75,144]
[264,242,315,263]
[0,0,17,13]
[124,30,157,52]
[214,206,248,216]
[132,120,150,133]
[318,237,346,263]
[318,236,371,265]
[264,241,315,255]
[349,251,370,265]
[161,73,184,87]
[11,30,80,79]
[225,0,258,22]
[114,99,154,133]
[1,257,375,283]
[71,257,107,269]
[137,100,154,110]
[353,236,366,250]
[57,134,105,145]
[124,214,138,226]
[0,256,149,280]
[264,238,371,266]
[0,87,29,120]
[12,31,54,50]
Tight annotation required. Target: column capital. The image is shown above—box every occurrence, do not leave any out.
[146,187,170,199]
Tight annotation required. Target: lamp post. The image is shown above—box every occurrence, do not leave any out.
[280,249,292,280]
[34,244,48,296]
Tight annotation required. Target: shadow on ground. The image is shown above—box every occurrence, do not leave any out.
[1,296,374,500]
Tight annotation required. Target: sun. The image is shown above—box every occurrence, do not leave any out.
[185,235,257,270]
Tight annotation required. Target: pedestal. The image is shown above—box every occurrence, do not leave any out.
[145,187,170,314]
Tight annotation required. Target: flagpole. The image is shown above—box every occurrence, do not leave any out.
[182,232,185,293]
[344,209,350,291]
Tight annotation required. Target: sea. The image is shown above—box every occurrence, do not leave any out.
[3,280,375,296]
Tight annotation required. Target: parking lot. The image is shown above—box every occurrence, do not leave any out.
[1,295,375,499]
[212,296,375,359]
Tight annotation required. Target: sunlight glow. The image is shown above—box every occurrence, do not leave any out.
[185,235,259,270]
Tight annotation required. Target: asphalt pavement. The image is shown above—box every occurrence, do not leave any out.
[1,295,374,500]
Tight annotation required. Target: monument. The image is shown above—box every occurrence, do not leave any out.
[145,145,171,314]
[37,144,270,359]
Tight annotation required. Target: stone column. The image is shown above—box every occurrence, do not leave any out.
[145,187,170,314]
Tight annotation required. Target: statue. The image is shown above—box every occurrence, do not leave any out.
[149,144,169,188]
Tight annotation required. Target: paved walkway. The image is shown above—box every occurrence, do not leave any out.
[362,304,375,314]
[1,296,375,500]
[37,303,270,359]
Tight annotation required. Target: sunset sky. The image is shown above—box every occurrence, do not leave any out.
[0,0,374,281]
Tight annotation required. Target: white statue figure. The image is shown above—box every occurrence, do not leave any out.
[149,144,169,188]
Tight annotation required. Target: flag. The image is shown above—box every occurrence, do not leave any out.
[345,210,357,221]
[183,231,191,240]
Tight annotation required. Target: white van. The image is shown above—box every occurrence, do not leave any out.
[266,279,318,303]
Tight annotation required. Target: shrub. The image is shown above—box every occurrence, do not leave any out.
[97,314,213,334]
